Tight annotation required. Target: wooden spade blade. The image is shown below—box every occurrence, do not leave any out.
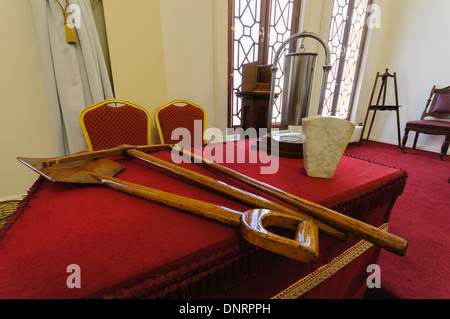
[18,156,125,184]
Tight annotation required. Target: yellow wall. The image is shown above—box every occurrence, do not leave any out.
[0,0,55,200]
[159,0,215,128]
[103,0,169,144]
[212,0,229,135]
[103,0,227,140]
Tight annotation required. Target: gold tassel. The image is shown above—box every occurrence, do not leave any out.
[65,21,77,44]
[56,0,77,44]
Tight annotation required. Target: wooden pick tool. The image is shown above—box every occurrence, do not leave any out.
[174,146,408,257]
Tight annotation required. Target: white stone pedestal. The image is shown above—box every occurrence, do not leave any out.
[302,115,356,179]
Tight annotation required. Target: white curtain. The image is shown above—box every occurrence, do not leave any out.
[31,0,114,155]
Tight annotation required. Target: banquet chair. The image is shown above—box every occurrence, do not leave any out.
[155,99,206,146]
[401,85,450,160]
[80,99,151,151]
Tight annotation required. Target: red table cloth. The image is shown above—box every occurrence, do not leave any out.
[0,140,407,299]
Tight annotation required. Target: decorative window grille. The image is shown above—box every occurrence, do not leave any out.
[228,0,300,127]
[322,0,373,119]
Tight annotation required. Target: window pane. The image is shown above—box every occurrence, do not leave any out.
[323,0,370,119]
[336,0,370,119]
[231,0,262,126]
[267,0,297,123]
[229,0,300,127]
[323,0,351,116]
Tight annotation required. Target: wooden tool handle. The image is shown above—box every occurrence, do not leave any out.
[174,146,408,257]
[93,174,319,263]
[96,174,242,227]
[126,148,347,242]
[42,144,171,167]
[281,195,408,256]
[37,144,345,242]
[241,209,319,263]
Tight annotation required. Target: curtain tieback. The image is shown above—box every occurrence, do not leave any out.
[55,0,77,44]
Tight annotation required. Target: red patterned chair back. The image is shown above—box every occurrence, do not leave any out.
[155,99,206,146]
[80,99,151,151]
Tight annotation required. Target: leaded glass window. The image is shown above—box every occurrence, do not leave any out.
[323,0,373,119]
[228,0,300,127]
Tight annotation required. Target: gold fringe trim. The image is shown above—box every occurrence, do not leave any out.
[0,200,20,228]
[272,223,389,299]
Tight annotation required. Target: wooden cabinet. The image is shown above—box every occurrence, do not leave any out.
[237,62,273,136]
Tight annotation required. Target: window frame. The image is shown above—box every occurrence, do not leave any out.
[227,0,302,128]
[323,0,374,120]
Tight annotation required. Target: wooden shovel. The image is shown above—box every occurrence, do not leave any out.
[39,145,346,241]
[18,156,319,263]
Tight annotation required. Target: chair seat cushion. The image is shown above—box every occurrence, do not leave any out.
[406,119,450,134]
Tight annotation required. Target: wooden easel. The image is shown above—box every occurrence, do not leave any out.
[359,69,402,147]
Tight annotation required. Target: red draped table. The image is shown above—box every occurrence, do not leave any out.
[0,140,406,299]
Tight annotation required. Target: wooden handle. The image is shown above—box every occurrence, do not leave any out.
[126,148,347,242]
[93,174,319,263]
[282,195,408,256]
[42,144,171,167]
[42,146,125,167]
[241,209,319,263]
[96,174,242,227]
[174,146,408,257]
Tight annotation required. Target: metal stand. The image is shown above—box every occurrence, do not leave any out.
[259,32,332,158]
